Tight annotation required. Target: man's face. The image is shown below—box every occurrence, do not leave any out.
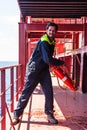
[46,26,56,39]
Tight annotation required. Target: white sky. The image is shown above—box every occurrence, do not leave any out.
[0,0,20,61]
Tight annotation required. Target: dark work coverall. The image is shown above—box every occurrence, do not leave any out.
[14,34,64,117]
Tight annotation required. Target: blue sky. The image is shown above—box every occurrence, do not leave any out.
[0,0,20,61]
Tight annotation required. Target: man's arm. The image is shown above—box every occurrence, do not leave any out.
[40,41,65,66]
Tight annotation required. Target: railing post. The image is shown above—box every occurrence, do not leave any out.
[1,70,6,130]
[20,65,22,91]
[10,68,14,112]
[16,66,18,101]
[16,65,22,101]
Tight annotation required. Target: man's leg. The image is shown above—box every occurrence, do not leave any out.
[13,71,40,125]
[40,69,58,124]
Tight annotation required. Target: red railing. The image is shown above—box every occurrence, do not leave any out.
[0,64,23,130]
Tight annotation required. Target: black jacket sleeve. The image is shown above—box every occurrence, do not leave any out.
[40,41,65,66]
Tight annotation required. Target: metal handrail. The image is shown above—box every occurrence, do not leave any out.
[0,64,23,130]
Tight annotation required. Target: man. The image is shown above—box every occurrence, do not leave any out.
[12,22,65,125]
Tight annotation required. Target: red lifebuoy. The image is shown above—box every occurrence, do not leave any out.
[50,66,76,91]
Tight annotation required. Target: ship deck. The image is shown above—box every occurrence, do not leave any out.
[6,76,87,130]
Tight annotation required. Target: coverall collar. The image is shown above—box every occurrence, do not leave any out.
[41,34,56,45]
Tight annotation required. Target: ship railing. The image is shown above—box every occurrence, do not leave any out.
[0,64,23,130]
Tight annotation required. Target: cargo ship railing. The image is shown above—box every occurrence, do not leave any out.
[0,64,22,130]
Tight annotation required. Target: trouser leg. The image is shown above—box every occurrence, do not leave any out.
[40,69,53,115]
[14,72,40,118]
